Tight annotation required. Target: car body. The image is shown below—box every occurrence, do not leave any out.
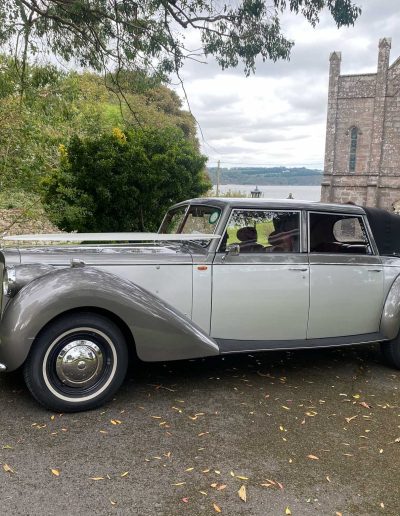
[1,197,400,412]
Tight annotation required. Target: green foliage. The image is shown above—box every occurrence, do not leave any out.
[42,127,211,232]
[0,57,199,193]
[0,1,361,81]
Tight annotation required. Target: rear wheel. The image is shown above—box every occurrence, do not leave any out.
[23,313,128,412]
[381,336,400,369]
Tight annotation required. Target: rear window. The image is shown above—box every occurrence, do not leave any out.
[309,213,372,254]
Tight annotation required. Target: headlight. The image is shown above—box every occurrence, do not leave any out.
[3,267,16,297]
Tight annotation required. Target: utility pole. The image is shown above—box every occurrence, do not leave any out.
[216,160,221,197]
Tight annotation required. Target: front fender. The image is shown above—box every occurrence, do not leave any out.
[0,267,219,371]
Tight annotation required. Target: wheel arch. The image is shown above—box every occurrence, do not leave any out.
[32,306,138,362]
[0,266,219,371]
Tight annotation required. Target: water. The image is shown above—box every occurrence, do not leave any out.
[213,184,321,201]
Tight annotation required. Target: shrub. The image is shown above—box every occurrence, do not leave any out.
[42,127,211,232]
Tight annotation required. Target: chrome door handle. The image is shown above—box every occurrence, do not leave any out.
[368,269,382,272]
[288,267,307,271]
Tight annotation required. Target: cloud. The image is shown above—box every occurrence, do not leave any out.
[174,0,400,169]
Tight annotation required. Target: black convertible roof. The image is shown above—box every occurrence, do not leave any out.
[364,207,400,256]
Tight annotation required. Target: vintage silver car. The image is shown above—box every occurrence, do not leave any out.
[1,198,400,412]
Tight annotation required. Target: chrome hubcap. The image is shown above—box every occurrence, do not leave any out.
[55,340,104,388]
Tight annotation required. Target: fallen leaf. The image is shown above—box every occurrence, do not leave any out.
[217,485,227,491]
[326,476,331,482]
[285,507,292,515]
[51,469,60,476]
[3,464,14,474]
[110,499,117,506]
[90,477,105,481]
[336,512,343,516]
[213,503,222,513]
[307,454,319,460]
[345,415,358,423]
[380,502,385,508]
[182,498,189,503]
[110,419,122,425]
[236,475,249,480]
[185,467,194,472]
[238,485,247,502]
[359,401,371,409]
[172,482,186,486]
[120,471,129,477]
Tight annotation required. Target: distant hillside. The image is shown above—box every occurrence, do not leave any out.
[207,167,323,186]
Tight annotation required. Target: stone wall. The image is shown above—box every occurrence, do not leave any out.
[321,38,400,212]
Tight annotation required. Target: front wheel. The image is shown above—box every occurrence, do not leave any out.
[381,336,400,369]
[23,312,128,412]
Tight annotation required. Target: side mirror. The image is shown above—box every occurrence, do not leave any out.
[222,243,240,261]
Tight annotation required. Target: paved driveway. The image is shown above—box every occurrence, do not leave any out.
[0,344,399,515]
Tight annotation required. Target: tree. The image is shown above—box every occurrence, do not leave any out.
[42,127,211,232]
[0,57,199,191]
[1,1,361,89]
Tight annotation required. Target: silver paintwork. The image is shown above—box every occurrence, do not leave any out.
[0,267,219,371]
[56,339,104,388]
[380,274,400,340]
[0,363,6,371]
[1,198,400,374]
[212,252,309,340]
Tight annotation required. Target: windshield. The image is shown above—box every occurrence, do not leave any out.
[159,205,221,235]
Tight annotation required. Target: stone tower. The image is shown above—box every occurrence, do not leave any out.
[321,38,400,211]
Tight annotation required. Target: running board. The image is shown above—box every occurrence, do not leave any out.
[216,333,387,354]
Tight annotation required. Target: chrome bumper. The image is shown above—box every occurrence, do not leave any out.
[0,363,6,371]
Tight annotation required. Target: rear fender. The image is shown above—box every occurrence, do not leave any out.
[380,274,400,340]
[0,267,219,371]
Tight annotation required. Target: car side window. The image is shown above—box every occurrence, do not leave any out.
[220,210,301,253]
[309,213,372,254]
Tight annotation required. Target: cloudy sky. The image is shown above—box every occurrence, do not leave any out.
[175,0,400,170]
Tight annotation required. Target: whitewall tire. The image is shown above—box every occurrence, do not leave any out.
[23,312,128,412]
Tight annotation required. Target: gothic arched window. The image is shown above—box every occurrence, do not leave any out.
[349,126,358,172]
